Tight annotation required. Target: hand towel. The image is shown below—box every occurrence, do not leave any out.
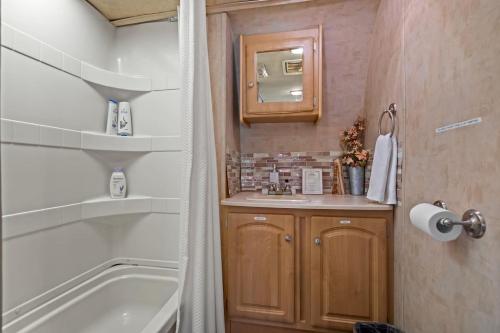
[367,134,393,202]
[384,136,398,204]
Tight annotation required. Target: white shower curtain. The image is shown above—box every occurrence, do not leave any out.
[176,0,225,332]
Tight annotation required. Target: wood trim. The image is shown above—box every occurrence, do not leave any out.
[206,0,316,15]
[208,13,231,200]
[208,14,237,328]
[231,320,350,333]
[111,10,177,27]
[316,25,323,122]
[239,35,250,127]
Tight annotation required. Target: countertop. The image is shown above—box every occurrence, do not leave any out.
[221,192,393,211]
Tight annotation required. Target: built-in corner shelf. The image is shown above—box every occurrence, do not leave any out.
[3,196,180,240]
[1,23,170,92]
[81,131,152,152]
[81,196,153,219]
[81,63,151,92]
[81,132,182,152]
[0,119,182,152]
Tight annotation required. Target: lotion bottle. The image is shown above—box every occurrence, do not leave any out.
[110,168,127,199]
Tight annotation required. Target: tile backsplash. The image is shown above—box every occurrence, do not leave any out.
[227,149,402,203]
[226,151,241,197]
[240,151,342,194]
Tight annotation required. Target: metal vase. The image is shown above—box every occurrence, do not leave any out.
[348,166,365,196]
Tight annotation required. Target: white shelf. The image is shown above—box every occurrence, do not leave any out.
[81,62,151,92]
[3,197,180,240]
[1,119,182,152]
[1,23,166,92]
[81,196,152,220]
[81,131,152,152]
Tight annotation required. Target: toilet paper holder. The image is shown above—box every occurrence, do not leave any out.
[433,200,486,239]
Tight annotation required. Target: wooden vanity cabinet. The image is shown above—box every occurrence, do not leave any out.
[222,207,392,333]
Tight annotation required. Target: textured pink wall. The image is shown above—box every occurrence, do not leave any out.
[229,0,380,153]
[366,1,500,331]
[401,1,500,332]
[363,0,404,326]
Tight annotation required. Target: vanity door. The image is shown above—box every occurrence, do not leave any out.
[310,216,387,331]
[227,213,295,323]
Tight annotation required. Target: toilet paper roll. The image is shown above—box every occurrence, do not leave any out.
[410,203,462,242]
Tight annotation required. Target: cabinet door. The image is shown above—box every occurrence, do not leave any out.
[239,27,322,124]
[310,217,387,331]
[228,213,295,323]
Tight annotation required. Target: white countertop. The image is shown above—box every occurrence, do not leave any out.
[221,192,393,211]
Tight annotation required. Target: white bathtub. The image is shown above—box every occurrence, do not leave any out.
[3,265,178,333]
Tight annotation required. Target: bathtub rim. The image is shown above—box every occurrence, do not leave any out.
[3,258,178,326]
[141,289,178,333]
[3,263,178,333]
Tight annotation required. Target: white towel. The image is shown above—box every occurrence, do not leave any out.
[384,136,398,204]
[367,134,393,202]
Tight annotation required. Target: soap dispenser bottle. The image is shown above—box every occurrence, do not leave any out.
[270,164,279,184]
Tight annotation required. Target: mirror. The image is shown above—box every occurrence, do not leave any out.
[256,48,304,103]
[240,27,322,124]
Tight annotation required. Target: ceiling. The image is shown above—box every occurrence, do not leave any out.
[86,0,179,26]
[86,0,316,26]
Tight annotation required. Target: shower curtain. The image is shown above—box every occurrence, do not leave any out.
[177,0,225,332]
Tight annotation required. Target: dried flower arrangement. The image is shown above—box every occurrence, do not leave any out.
[340,117,369,167]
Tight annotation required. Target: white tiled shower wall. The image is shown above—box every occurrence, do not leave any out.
[1,0,181,311]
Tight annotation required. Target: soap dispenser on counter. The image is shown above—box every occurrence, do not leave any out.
[270,164,279,184]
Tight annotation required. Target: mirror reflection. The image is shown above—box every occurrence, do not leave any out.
[256,48,304,103]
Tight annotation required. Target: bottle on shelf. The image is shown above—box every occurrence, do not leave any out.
[117,102,133,136]
[105,99,118,135]
[110,168,127,199]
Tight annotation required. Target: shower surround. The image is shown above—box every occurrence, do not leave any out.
[2,0,182,331]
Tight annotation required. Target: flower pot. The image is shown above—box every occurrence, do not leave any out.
[348,166,365,196]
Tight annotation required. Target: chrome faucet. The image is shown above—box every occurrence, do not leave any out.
[267,181,292,195]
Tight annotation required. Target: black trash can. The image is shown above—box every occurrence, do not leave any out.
[353,322,402,333]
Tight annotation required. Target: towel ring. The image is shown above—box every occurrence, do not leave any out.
[378,103,397,137]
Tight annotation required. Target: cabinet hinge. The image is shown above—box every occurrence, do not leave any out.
[314,42,317,51]
[313,96,317,107]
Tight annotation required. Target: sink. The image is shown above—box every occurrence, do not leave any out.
[245,193,310,203]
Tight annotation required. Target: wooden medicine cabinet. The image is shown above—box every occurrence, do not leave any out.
[239,26,323,124]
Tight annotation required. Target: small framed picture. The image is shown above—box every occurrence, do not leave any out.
[302,168,323,194]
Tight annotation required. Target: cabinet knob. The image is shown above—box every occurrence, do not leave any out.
[284,234,292,242]
[314,237,321,246]
[248,81,255,88]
